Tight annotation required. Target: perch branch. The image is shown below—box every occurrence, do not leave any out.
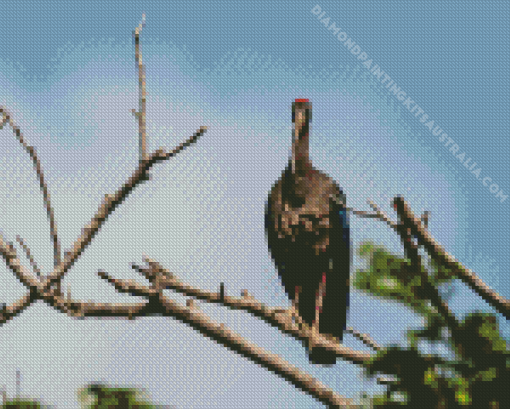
[131,256,371,366]
[97,261,356,408]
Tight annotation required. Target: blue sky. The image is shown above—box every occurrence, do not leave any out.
[0,1,508,407]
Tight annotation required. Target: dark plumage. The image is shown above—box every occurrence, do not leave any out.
[265,99,350,365]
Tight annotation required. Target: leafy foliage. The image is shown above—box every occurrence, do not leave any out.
[1,383,164,409]
[355,242,509,408]
[77,383,158,408]
[2,400,44,408]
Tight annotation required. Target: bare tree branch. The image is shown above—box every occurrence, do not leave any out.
[0,108,62,268]
[132,13,147,162]
[354,197,508,320]
[354,197,459,334]
[0,231,369,409]
[0,15,208,323]
[0,236,360,408]
[392,195,510,320]
[99,260,356,408]
[0,234,62,300]
[130,256,371,366]
[0,112,7,129]
[391,201,459,332]
[40,129,206,293]
[1,227,367,406]
[0,294,33,324]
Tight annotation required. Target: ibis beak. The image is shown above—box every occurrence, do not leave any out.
[294,110,306,138]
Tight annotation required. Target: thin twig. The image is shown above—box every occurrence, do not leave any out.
[345,327,381,351]
[133,13,147,162]
[0,108,62,268]
[366,200,398,230]
[15,236,41,277]
[0,113,7,129]
[347,207,384,219]
[219,282,225,303]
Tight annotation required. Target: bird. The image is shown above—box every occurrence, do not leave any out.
[265,99,350,365]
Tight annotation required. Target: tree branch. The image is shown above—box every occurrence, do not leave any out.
[0,108,62,268]
[132,13,147,162]
[131,256,371,366]
[391,200,459,332]
[0,230,366,407]
[352,197,508,320]
[392,195,509,320]
[40,129,206,293]
[99,261,356,408]
[0,15,208,324]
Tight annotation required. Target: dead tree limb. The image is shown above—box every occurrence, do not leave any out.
[130,256,371,366]
[0,108,62,268]
[393,195,509,320]
[350,198,508,320]
[132,13,147,162]
[100,259,356,408]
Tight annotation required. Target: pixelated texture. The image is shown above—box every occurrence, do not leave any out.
[0,1,508,408]
[265,99,350,365]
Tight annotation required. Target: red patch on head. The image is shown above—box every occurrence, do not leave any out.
[295,98,309,103]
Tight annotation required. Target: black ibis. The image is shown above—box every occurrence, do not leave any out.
[265,99,350,365]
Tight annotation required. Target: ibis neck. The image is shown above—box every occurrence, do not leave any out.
[291,127,311,174]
